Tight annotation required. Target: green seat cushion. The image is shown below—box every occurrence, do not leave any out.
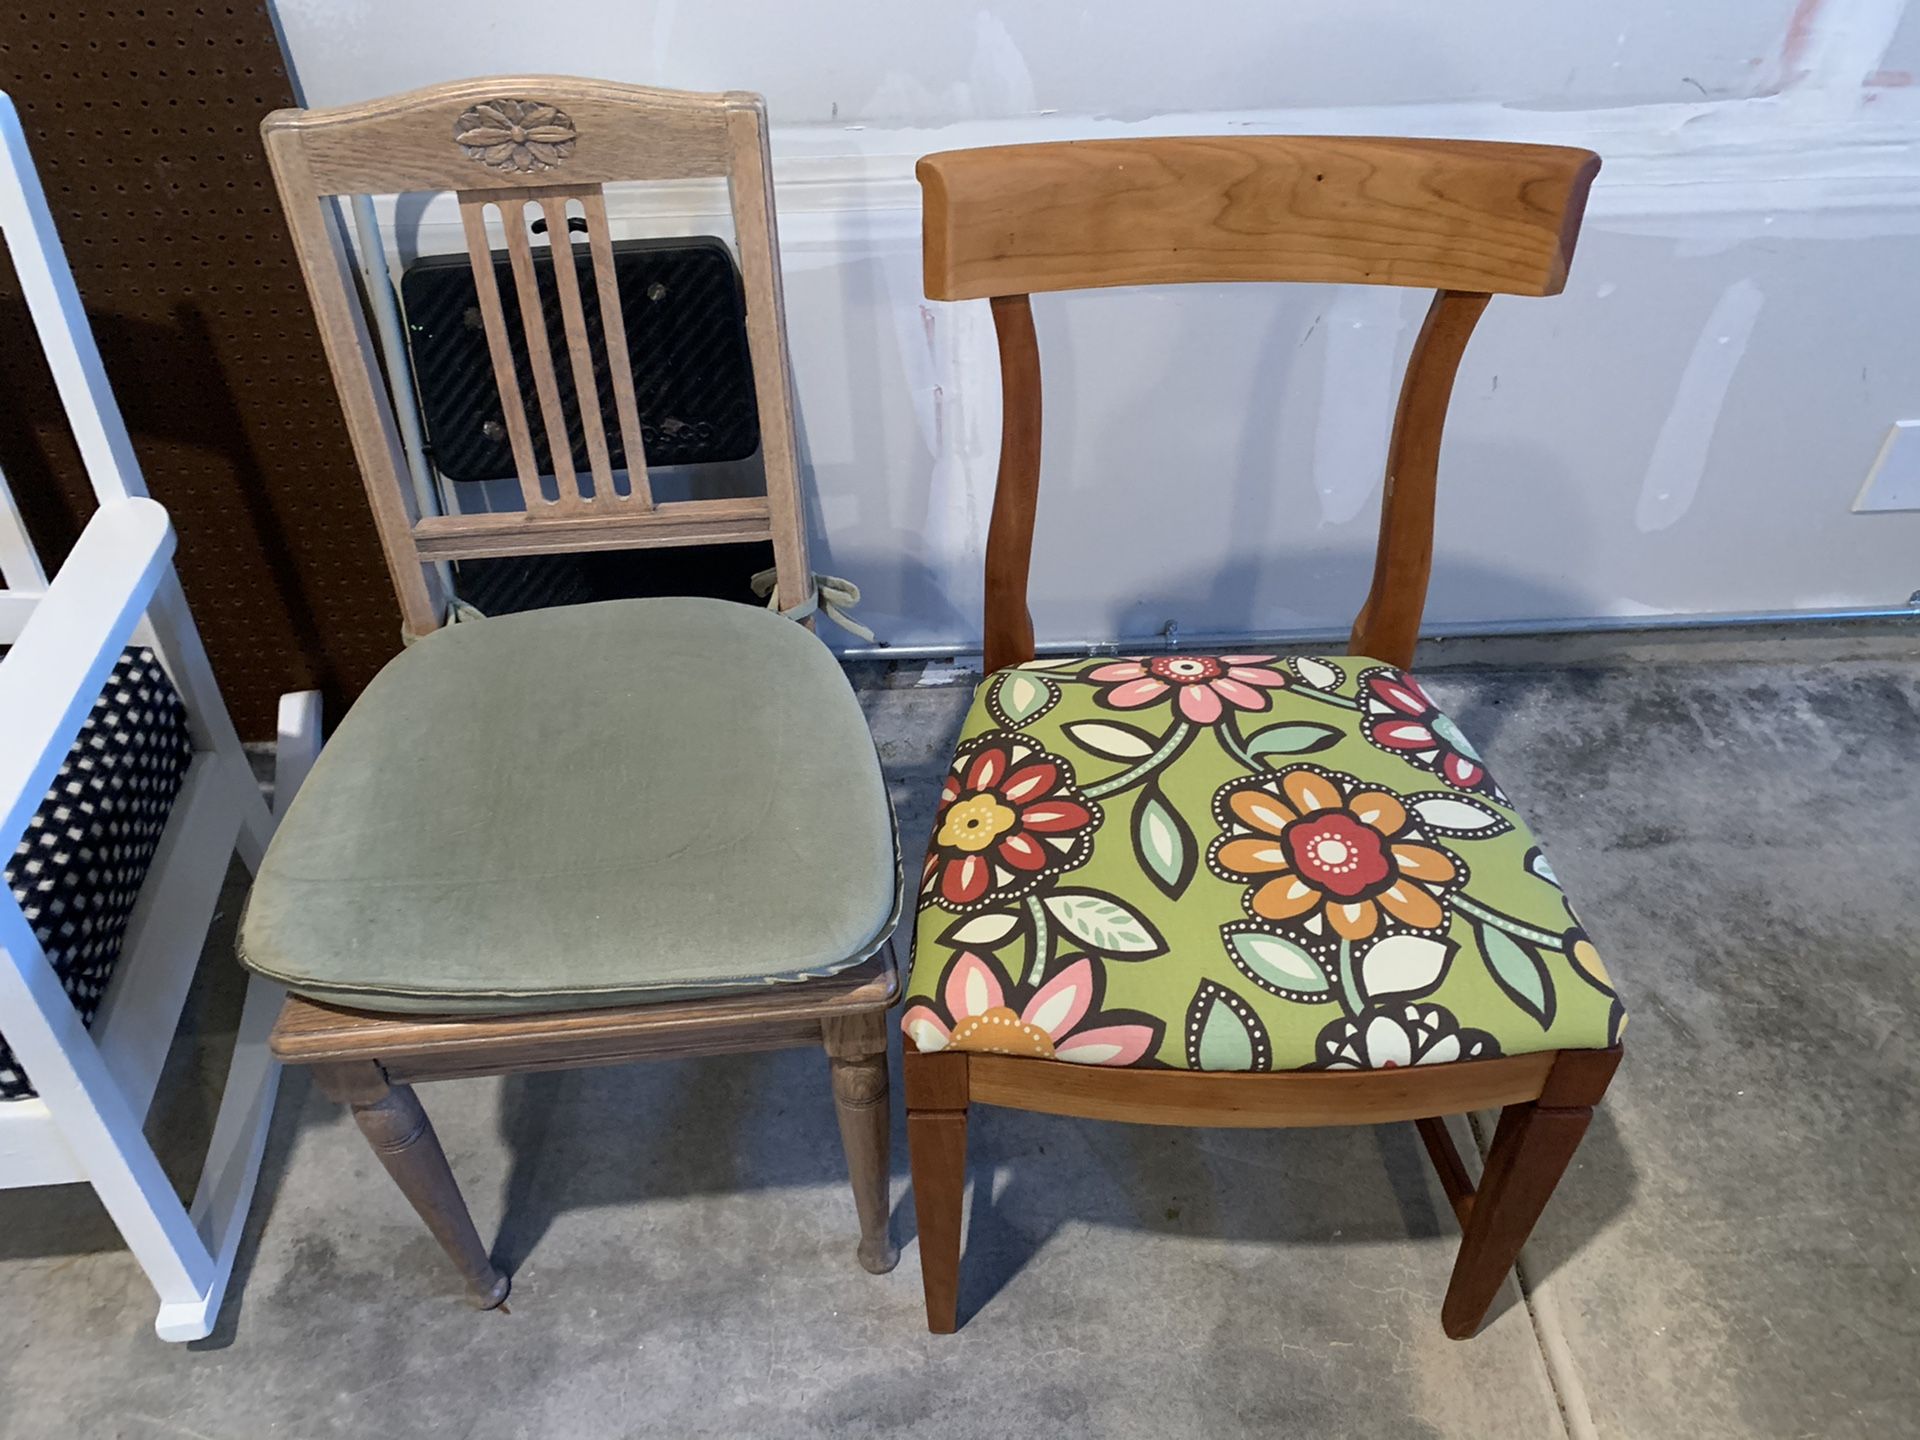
[902,655,1624,1071]
[240,597,899,1014]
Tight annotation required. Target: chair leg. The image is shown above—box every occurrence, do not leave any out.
[314,1061,510,1310]
[904,1049,969,1334]
[1,905,218,1330]
[821,1011,899,1275]
[1440,1099,1592,1339]
[155,973,286,1341]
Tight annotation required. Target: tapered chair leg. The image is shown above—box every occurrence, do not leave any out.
[822,1011,899,1274]
[904,1049,969,1333]
[1440,1099,1592,1339]
[316,1062,510,1310]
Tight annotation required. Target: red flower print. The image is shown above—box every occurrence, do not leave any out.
[922,733,1099,911]
[1358,667,1508,802]
[1087,654,1289,725]
[1282,810,1393,898]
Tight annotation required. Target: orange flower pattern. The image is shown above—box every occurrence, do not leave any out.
[1207,765,1465,943]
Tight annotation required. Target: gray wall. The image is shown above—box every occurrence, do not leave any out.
[276,0,1920,649]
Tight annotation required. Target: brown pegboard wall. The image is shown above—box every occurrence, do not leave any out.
[0,4,401,737]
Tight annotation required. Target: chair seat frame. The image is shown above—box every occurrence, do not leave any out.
[270,947,902,1305]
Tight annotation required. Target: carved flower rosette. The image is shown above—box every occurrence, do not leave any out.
[452,100,578,174]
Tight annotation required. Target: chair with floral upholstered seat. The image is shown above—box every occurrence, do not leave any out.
[901,135,1625,1338]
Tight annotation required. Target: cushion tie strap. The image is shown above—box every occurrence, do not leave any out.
[751,568,875,643]
[401,598,488,648]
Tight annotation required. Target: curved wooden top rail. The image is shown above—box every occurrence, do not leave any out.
[919,135,1599,301]
[264,74,755,195]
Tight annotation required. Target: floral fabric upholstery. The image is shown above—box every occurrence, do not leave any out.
[903,655,1625,1072]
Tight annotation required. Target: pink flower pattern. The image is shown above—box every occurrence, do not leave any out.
[902,952,1160,1066]
[1088,654,1289,725]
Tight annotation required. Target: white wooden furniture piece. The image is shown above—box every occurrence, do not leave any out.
[0,91,321,1342]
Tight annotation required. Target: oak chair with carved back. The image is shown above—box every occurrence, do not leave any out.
[899,136,1626,1338]
[249,77,901,1310]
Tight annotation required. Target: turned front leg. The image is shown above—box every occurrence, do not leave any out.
[314,1061,510,1310]
[821,1011,899,1275]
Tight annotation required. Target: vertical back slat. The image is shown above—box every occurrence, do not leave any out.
[580,190,653,509]
[497,196,581,509]
[456,194,545,512]
[537,194,619,503]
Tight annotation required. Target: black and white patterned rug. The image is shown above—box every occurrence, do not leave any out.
[0,648,193,1101]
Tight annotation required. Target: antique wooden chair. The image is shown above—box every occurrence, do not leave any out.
[0,92,321,1340]
[900,137,1626,1337]
[252,77,900,1309]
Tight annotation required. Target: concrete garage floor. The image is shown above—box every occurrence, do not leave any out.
[2,626,1917,1438]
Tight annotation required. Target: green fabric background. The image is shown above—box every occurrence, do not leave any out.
[241,597,899,1013]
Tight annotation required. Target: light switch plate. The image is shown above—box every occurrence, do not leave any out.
[1854,420,1920,512]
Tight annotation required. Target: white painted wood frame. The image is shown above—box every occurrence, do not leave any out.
[0,91,322,1342]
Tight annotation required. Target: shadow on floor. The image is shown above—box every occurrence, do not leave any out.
[918,1097,1635,1331]
[471,1006,1636,1334]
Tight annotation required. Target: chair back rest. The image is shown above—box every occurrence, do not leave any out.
[263,76,810,636]
[916,135,1599,669]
